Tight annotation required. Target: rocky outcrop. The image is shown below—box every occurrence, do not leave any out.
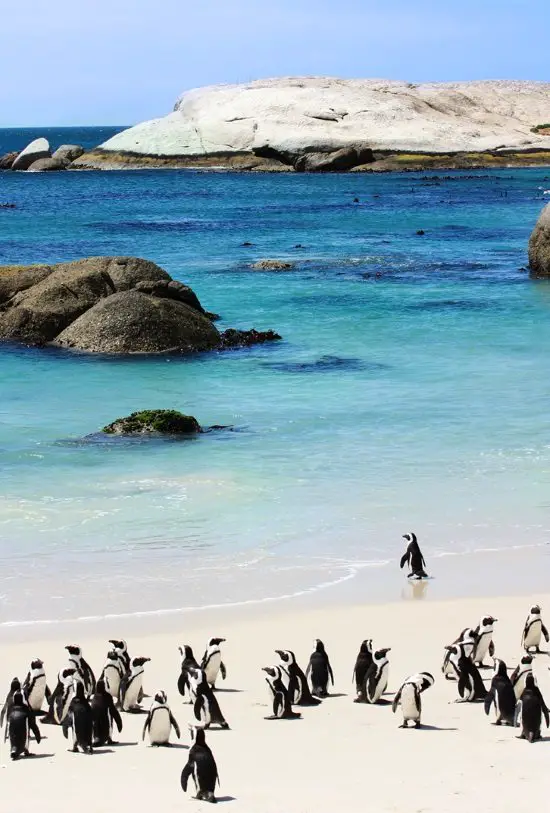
[0,151,18,170]
[74,78,550,171]
[52,144,84,163]
[27,157,68,172]
[294,146,374,172]
[529,203,550,277]
[219,328,281,348]
[0,256,281,354]
[11,138,50,171]
[102,409,201,435]
[251,260,295,271]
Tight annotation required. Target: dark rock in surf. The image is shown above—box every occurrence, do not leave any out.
[219,328,282,348]
[0,152,19,170]
[103,410,201,435]
[251,260,295,271]
[529,203,550,277]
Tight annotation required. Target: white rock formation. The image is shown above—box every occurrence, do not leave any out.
[11,137,51,170]
[95,77,550,158]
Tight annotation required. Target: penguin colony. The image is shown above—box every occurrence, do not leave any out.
[2,535,550,802]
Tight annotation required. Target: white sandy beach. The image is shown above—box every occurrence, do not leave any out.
[2,592,550,813]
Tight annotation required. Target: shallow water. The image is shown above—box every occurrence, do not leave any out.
[1,137,550,624]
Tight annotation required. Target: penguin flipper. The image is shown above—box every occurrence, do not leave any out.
[0,703,6,728]
[62,714,72,740]
[514,701,522,727]
[457,671,468,699]
[177,672,188,697]
[392,687,402,713]
[488,640,495,658]
[542,624,550,643]
[45,684,52,704]
[109,697,123,733]
[170,713,181,739]
[82,659,96,693]
[180,760,193,792]
[399,553,409,570]
[29,711,41,744]
[328,661,334,686]
[142,716,150,741]
[220,662,227,681]
[484,689,495,716]
[543,703,550,729]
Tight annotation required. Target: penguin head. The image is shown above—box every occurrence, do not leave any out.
[520,655,534,666]
[154,690,167,705]
[10,677,21,692]
[525,673,537,690]
[30,659,44,671]
[96,679,107,693]
[262,666,279,680]
[61,667,77,682]
[314,639,325,653]
[132,657,151,668]
[531,605,541,615]
[12,691,24,706]
[65,644,82,657]
[481,616,497,628]
[189,724,206,746]
[109,639,127,652]
[494,659,508,678]
[275,650,295,665]
[403,532,417,544]
[208,637,226,647]
[106,650,119,663]
[179,645,194,660]
[374,648,391,662]
[360,639,373,654]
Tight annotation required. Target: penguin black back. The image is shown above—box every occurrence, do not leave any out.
[181,726,220,803]
[353,640,373,697]
[400,532,428,578]
[275,650,321,706]
[306,639,334,698]
[484,659,516,725]
[8,691,41,760]
[516,673,550,743]
[91,678,122,746]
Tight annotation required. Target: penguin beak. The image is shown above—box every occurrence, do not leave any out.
[275,650,284,657]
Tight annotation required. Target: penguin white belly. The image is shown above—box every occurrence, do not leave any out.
[27,676,46,711]
[524,621,542,650]
[122,675,143,710]
[513,672,531,701]
[103,666,121,699]
[401,684,420,721]
[442,655,456,680]
[371,664,389,703]
[55,687,74,723]
[149,708,171,744]
[197,695,211,726]
[474,633,492,663]
[279,668,290,690]
[205,653,221,686]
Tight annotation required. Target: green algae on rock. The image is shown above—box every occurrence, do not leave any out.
[102,410,201,435]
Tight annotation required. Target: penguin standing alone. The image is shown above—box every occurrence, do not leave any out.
[522,605,549,653]
[262,666,301,720]
[392,671,434,728]
[23,659,51,714]
[484,659,516,725]
[181,725,220,803]
[515,673,550,743]
[353,640,373,698]
[306,639,334,698]
[361,647,391,704]
[201,638,227,690]
[400,532,428,579]
[91,678,123,746]
[7,692,41,760]
[142,691,181,746]
[275,650,321,706]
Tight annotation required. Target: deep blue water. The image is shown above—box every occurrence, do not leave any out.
[1,127,550,623]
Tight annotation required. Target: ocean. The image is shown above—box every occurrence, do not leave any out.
[1,127,550,627]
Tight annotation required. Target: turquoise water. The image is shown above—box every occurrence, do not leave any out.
[2,139,550,624]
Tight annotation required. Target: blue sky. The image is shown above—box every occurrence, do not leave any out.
[3,0,550,126]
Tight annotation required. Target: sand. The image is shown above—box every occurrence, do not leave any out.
[2,592,550,813]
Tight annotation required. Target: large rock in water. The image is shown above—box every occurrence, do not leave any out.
[103,410,201,435]
[27,157,68,172]
[74,78,550,169]
[11,138,50,171]
[52,144,84,163]
[0,256,280,354]
[529,203,550,277]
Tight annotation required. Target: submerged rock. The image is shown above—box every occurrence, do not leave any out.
[103,410,202,435]
[11,138,50,171]
[219,328,282,348]
[529,203,550,277]
[251,259,295,271]
[0,256,280,354]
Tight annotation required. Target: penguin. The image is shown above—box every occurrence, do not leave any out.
[63,680,94,753]
[392,671,435,728]
[65,645,96,696]
[352,639,373,698]
[201,638,227,689]
[471,616,497,667]
[178,645,200,702]
[306,639,334,698]
[522,605,549,653]
[445,643,487,702]
[515,673,550,743]
[42,667,79,724]
[109,639,131,675]
[511,655,534,701]
[1,677,23,728]
[361,648,391,704]
[90,678,123,746]
[188,668,230,729]
[100,650,124,701]
[441,628,477,680]
[142,690,181,746]
[7,692,41,760]
[484,659,516,725]
[275,650,321,706]
[23,659,51,714]
[262,666,301,720]
[400,532,428,579]
[181,725,220,803]
[119,657,150,712]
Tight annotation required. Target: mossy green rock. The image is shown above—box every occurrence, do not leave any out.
[103,410,201,435]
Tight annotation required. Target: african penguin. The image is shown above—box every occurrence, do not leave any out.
[306,639,334,698]
[63,680,94,753]
[484,659,516,725]
[511,655,534,701]
[181,725,220,803]
[119,657,150,712]
[90,678,123,746]
[1,677,23,728]
[7,692,41,760]
[23,659,51,714]
[362,648,391,704]
[100,649,124,701]
[188,668,230,729]
[275,650,321,706]
[262,666,301,720]
[471,616,497,667]
[65,645,96,695]
[201,638,227,689]
[400,532,428,579]
[109,639,131,675]
[445,643,487,702]
[42,667,79,724]
[142,690,181,746]
[442,628,476,680]
[522,605,549,654]
[392,672,434,728]
[178,645,200,703]
[353,639,373,698]
[515,673,550,743]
